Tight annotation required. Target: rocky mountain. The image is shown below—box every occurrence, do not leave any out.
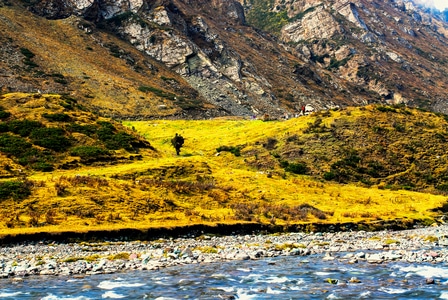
[0,0,447,118]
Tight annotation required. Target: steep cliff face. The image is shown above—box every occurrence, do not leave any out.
[1,0,448,117]
[242,0,448,112]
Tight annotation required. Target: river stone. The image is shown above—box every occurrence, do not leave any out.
[181,247,193,258]
[322,253,335,261]
[349,277,362,283]
[367,253,383,264]
[348,258,359,264]
[384,252,402,260]
[235,251,250,260]
[439,238,448,246]
[40,269,55,275]
[429,251,439,258]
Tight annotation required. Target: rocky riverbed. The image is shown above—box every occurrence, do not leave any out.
[1,224,448,278]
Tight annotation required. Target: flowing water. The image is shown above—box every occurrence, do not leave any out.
[1,254,447,299]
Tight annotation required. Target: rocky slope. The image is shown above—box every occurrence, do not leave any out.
[0,0,447,117]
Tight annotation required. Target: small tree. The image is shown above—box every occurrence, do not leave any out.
[171,133,184,155]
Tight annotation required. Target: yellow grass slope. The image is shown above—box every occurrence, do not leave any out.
[0,101,447,236]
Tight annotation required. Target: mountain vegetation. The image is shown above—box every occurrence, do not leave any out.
[0,93,447,236]
[0,0,448,238]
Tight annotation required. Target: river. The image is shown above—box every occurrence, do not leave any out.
[1,252,447,299]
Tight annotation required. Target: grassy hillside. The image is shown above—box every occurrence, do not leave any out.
[0,95,447,236]
[0,3,208,118]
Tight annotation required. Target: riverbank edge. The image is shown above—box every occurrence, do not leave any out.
[0,217,437,245]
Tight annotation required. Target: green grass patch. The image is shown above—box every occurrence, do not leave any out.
[30,127,71,152]
[0,180,32,201]
[70,146,110,159]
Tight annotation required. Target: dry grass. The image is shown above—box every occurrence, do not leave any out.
[0,103,447,235]
[0,4,200,117]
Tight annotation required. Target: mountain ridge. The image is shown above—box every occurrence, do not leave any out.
[0,0,447,118]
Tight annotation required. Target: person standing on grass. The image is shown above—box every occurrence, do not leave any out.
[171,133,184,155]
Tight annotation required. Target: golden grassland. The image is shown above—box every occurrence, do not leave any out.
[0,96,447,236]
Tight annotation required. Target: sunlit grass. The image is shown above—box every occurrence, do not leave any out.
[1,104,447,236]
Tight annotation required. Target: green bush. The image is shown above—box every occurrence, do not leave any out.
[376,106,397,113]
[283,161,308,175]
[104,132,136,150]
[20,48,35,59]
[70,146,109,159]
[65,123,97,135]
[138,86,176,100]
[16,148,54,169]
[323,171,336,181]
[436,183,448,192]
[327,56,351,70]
[30,127,71,151]
[60,95,79,110]
[0,133,33,155]
[7,120,43,136]
[0,133,56,170]
[31,161,54,172]
[0,123,8,132]
[42,113,71,122]
[0,111,11,119]
[216,145,241,157]
[323,168,350,183]
[97,122,136,150]
[0,180,32,201]
[97,121,115,136]
[20,48,38,69]
[245,0,289,34]
[290,6,316,21]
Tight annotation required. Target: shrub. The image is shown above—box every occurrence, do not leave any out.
[304,117,328,134]
[54,181,68,196]
[62,175,109,187]
[138,86,176,100]
[0,111,11,119]
[30,127,71,151]
[0,123,8,132]
[70,146,109,159]
[97,121,115,139]
[436,183,448,192]
[7,120,43,136]
[323,171,336,181]
[65,123,97,135]
[42,113,71,122]
[17,148,47,164]
[284,162,308,175]
[0,135,54,170]
[393,121,405,132]
[31,161,54,172]
[0,180,32,201]
[0,133,33,155]
[327,56,351,70]
[263,137,278,150]
[376,106,397,113]
[96,122,137,150]
[104,132,135,150]
[20,47,35,59]
[216,145,241,157]
[290,6,316,21]
[20,48,38,69]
